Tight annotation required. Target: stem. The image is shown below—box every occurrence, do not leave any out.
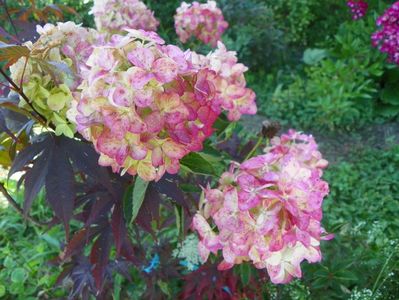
[0,182,47,227]
[20,56,29,88]
[2,0,19,40]
[0,81,15,91]
[372,248,396,295]
[244,136,264,160]
[0,68,51,128]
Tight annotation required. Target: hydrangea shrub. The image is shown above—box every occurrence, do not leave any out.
[91,0,159,35]
[69,30,256,181]
[174,1,228,47]
[0,0,338,297]
[9,22,99,137]
[193,130,330,284]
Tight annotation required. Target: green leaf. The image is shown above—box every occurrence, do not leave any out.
[11,268,27,283]
[3,256,15,269]
[240,264,251,286]
[376,104,399,118]
[123,184,134,223]
[157,280,171,297]
[380,83,399,106]
[0,42,30,65]
[0,285,5,297]
[131,177,149,224]
[303,48,328,65]
[180,152,218,176]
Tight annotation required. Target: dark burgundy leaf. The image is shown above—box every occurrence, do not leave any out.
[111,201,126,256]
[154,174,189,209]
[0,26,18,43]
[108,260,132,282]
[120,239,137,264]
[8,134,49,179]
[62,227,101,260]
[135,184,161,234]
[70,257,96,299]
[63,138,113,194]
[13,20,40,43]
[90,227,112,290]
[55,263,73,286]
[85,192,113,226]
[45,144,75,237]
[23,147,51,215]
[0,109,17,142]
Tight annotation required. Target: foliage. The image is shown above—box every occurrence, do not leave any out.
[0,182,65,299]
[303,145,399,299]
[256,17,385,130]
[0,0,398,299]
[220,0,286,70]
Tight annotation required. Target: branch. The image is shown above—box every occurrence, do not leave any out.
[0,68,52,128]
[1,0,19,40]
[0,182,48,227]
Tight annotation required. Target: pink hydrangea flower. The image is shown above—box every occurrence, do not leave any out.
[70,31,256,182]
[347,0,368,20]
[193,130,331,284]
[174,1,228,47]
[91,0,159,35]
[186,42,257,121]
[372,2,399,64]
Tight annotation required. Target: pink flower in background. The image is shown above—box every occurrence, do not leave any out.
[174,1,228,47]
[372,2,399,64]
[91,0,159,35]
[347,0,368,20]
[70,30,256,181]
[193,130,330,284]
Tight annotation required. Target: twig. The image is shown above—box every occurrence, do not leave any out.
[0,68,51,128]
[0,81,16,92]
[1,0,19,40]
[20,56,29,88]
[244,136,264,160]
[0,182,47,227]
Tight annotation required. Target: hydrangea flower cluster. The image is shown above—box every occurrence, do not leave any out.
[187,42,256,121]
[174,1,228,47]
[91,0,159,35]
[9,22,99,137]
[193,130,330,284]
[372,2,399,64]
[347,1,368,20]
[70,30,256,181]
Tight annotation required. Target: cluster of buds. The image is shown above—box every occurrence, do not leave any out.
[9,22,99,137]
[91,0,159,35]
[174,1,228,47]
[193,130,330,284]
[187,42,256,121]
[347,0,368,20]
[69,30,256,181]
[372,2,399,64]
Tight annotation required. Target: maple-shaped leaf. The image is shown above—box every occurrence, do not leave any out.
[45,140,75,238]
[90,227,112,290]
[0,41,30,66]
[135,184,161,234]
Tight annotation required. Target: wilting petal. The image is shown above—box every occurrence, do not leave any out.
[153,57,179,83]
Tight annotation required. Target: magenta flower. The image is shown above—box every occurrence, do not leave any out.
[192,130,331,284]
[347,0,368,20]
[174,1,228,47]
[91,0,159,35]
[372,2,399,64]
